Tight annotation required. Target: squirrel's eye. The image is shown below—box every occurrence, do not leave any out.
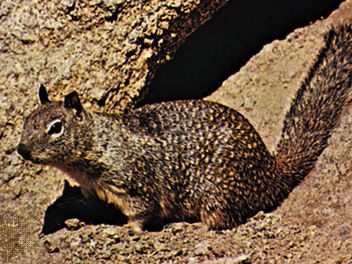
[47,120,63,136]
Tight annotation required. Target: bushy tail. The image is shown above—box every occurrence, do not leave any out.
[276,23,352,182]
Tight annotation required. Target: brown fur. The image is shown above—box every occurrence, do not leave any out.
[18,24,352,231]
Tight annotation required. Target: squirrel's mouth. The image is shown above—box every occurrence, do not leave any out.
[29,158,43,164]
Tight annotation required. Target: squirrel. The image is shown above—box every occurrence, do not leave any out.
[17,24,351,231]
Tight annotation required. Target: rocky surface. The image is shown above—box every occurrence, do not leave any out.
[0,0,351,263]
[0,0,228,113]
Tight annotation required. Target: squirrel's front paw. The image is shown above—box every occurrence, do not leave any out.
[124,219,144,234]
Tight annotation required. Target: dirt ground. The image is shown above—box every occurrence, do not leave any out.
[0,1,352,263]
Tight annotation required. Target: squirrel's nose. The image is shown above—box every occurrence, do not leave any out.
[17,143,31,160]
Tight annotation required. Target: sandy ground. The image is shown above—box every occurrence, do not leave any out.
[0,1,351,263]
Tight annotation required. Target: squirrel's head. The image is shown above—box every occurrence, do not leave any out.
[17,85,91,165]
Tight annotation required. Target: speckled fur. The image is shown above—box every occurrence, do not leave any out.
[18,24,352,230]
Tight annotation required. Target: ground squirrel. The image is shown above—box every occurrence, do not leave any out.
[17,24,351,231]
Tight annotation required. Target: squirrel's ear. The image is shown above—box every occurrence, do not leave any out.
[64,91,83,115]
[39,84,50,105]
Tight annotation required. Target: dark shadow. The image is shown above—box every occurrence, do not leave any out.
[140,0,343,104]
[41,181,127,235]
[42,181,200,234]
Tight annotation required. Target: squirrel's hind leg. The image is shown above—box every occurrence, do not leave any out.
[199,196,240,230]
